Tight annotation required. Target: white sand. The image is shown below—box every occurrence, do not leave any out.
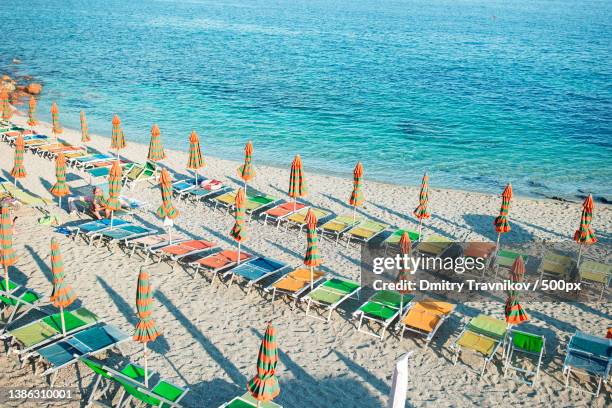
[0,112,610,407]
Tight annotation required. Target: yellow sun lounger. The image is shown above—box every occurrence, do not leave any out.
[415,235,452,257]
[0,183,52,207]
[284,207,332,232]
[539,251,575,281]
[578,260,611,300]
[345,220,388,245]
[265,268,326,303]
[319,215,362,244]
[398,299,455,344]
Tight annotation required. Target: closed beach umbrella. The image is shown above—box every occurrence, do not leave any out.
[413,173,430,240]
[494,183,512,248]
[80,111,90,150]
[237,141,255,190]
[111,114,126,159]
[51,102,62,143]
[27,96,38,127]
[349,162,364,221]
[505,256,529,326]
[50,153,70,208]
[133,268,161,388]
[1,88,11,121]
[101,160,123,228]
[0,205,17,294]
[11,134,27,184]
[304,209,321,290]
[230,188,247,264]
[396,232,412,312]
[147,124,166,162]
[573,194,597,268]
[156,169,180,242]
[187,130,204,184]
[49,238,76,336]
[288,155,307,211]
[247,323,280,407]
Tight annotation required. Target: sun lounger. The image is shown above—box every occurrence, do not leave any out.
[265,267,326,303]
[213,190,281,219]
[452,314,508,378]
[172,179,198,199]
[219,392,283,408]
[415,235,453,258]
[398,299,455,344]
[224,256,288,293]
[68,218,131,245]
[539,251,575,281]
[123,161,159,189]
[462,242,497,277]
[126,233,189,259]
[383,228,420,248]
[353,290,414,340]
[578,260,611,300]
[562,331,611,396]
[81,357,189,408]
[262,201,308,228]
[187,185,231,203]
[284,206,332,232]
[91,224,157,249]
[33,323,129,386]
[3,307,100,357]
[0,183,53,207]
[504,329,545,387]
[345,220,388,245]
[190,249,252,280]
[150,239,217,264]
[319,215,362,244]
[68,153,114,169]
[0,285,45,331]
[41,145,86,159]
[303,278,361,321]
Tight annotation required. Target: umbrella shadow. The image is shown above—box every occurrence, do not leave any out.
[463,213,534,242]
[266,184,318,208]
[200,225,266,259]
[320,193,388,225]
[154,289,247,386]
[248,328,388,408]
[24,244,53,283]
[369,201,419,225]
[264,239,350,279]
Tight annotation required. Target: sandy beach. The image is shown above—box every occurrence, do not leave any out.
[0,112,610,408]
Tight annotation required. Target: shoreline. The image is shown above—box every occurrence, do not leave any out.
[9,109,609,207]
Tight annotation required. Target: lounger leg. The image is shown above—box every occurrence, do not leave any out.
[271,288,277,303]
[564,366,570,388]
[480,359,488,378]
[595,376,602,397]
[49,371,58,387]
[86,374,102,407]
[327,308,333,321]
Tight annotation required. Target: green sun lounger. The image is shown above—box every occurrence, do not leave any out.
[352,290,414,340]
[0,285,45,331]
[219,392,283,408]
[383,228,420,247]
[81,357,189,408]
[4,307,100,356]
[493,250,529,277]
[319,215,362,244]
[452,314,507,378]
[303,278,361,321]
[504,329,545,387]
[213,190,280,219]
[578,260,611,300]
[123,161,159,189]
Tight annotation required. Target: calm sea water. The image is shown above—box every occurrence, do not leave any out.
[1,0,611,199]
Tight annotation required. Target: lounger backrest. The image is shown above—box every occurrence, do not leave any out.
[580,261,612,284]
[80,357,113,379]
[569,331,612,360]
[511,331,544,354]
[467,315,507,340]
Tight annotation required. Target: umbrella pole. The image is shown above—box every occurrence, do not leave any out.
[194,171,198,186]
[352,206,356,222]
[58,196,62,210]
[4,265,9,295]
[144,342,148,388]
[496,232,501,250]
[294,198,297,212]
[576,244,583,269]
[237,242,241,265]
[110,211,114,229]
[310,266,314,291]
[417,219,423,242]
[60,306,66,336]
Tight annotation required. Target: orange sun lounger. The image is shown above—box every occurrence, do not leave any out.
[190,250,252,282]
[265,267,326,302]
[398,299,455,344]
[262,202,307,228]
[151,239,216,262]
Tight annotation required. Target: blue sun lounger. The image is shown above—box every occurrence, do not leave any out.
[69,219,130,245]
[34,323,129,386]
[172,179,198,199]
[92,224,157,248]
[563,331,612,396]
[224,256,288,293]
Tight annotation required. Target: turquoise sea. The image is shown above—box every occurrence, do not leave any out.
[1,0,611,199]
